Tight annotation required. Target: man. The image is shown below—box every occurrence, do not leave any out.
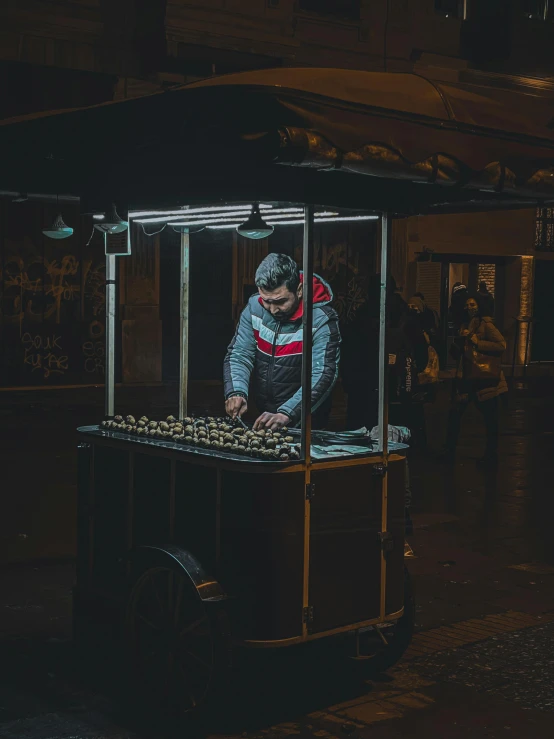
[478,281,495,317]
[224,253,340,430]
[413,292,439,344]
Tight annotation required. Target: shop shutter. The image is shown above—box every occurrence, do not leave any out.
[416,262,442,315]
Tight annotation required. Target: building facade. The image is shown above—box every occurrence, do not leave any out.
[1,0,553,387]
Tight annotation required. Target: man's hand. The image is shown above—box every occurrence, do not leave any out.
[253,412,290,431]
[469,334,479,346]
[225,395,247,419]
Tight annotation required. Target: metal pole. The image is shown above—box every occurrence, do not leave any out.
[178,231,190,420]
[301,204,314,638]
[301,205,314,461]
[523,318,532,381]
[378,213,391,622]
[511,317,519,383]
[104,239,116,419]
[378,214,391,454]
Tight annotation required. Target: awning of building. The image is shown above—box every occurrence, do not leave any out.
[1,67,554,214]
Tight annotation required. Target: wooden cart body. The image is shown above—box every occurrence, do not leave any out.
[76,427,407,647]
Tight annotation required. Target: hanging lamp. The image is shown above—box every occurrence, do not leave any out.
[93,204,128,234]
[236,203,274,240]
[171,223,206,234]
[42,195,73,239]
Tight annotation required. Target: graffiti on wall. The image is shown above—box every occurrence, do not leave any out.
[21,332,69,379]
[0,205,108,385]
[2,255,105,327]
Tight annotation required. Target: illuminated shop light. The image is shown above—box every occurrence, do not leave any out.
[129,204,276,219]
[133,207,303,225]
[208,214,379,229]
[166,210,313,229]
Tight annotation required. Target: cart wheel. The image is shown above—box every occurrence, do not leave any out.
[354,566,415,674]
[125,551,230,718]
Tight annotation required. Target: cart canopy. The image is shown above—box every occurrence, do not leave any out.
[1,67,554,214]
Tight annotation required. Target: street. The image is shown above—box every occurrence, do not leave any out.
[1,380,554,737]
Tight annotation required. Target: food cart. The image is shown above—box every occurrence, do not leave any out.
[2,67,554,716]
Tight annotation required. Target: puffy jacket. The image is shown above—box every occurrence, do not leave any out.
[223,273,341,426]
[456,316,508,401]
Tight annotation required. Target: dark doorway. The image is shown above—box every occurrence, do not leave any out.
[532,261,554,361]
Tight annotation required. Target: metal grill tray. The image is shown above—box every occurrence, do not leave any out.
[77,426,406,463]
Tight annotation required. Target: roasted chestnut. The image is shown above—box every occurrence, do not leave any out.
[126,415,136,425]
[166,415,177,423]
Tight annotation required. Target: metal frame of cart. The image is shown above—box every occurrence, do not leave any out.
[97,202,400,640]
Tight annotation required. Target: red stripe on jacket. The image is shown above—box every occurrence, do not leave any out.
[253,330,303,357]
[275,341,303,356]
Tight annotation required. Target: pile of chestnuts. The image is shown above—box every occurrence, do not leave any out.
[100,415,300,461]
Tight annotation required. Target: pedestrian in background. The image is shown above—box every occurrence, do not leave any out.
[443,295,507,464]
[449,282,469,333]
[413,292,439,347]
[478,281,495,317]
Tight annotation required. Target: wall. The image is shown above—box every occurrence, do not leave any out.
[0,202,107,387]
[407,209,536,262]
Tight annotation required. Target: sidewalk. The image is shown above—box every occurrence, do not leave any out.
[1,381,554,737]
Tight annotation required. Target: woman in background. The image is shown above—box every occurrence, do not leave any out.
[443,295,507,464]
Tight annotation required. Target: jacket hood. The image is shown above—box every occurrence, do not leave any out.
[257,271,333,321]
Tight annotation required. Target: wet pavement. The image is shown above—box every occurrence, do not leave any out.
[1,379,554,737]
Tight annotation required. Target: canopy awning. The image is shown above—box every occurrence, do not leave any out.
[2,67,554,214]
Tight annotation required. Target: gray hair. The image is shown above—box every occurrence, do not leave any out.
[255,253,300,293]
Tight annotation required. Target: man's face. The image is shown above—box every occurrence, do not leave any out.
[259,283,302,321]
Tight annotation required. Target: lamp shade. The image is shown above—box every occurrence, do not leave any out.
[94,204,128,234]
[42,213,73,240]
[171,223,206,234]
[236,204,274,240]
